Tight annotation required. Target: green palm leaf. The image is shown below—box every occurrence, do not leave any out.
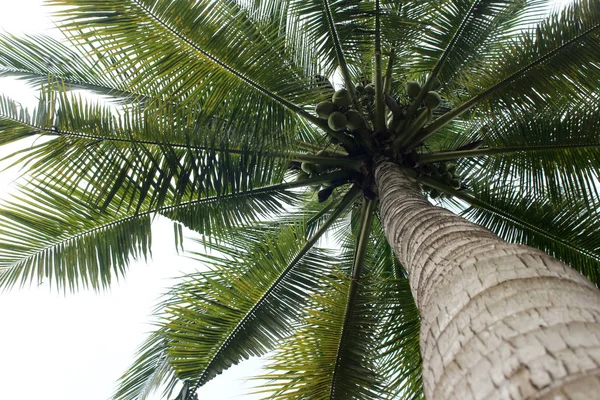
[49,0,319,128]
[0,33,134,99]
[258,272,387,399]
[114,188,360,399]
[0,181,152,291]
[420,99,600,206]
[114,330,179,400]
[0,89,292,215]
[375,277,422,400]
[422,0,600,140]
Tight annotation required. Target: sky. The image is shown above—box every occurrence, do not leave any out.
[0,1,264,399]
[0,0,574,399]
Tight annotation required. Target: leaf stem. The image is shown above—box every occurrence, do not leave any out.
[321,0,355,98]
[374,0,386,132]
[186,185,362,398]
[329,197,377,398]
[418,143,600,163]
[410,20,600,148]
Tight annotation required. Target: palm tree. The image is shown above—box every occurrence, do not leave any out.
[0,0,599,399]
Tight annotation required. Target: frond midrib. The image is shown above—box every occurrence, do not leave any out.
[419,142,600,163]
[185,186,361,398]
[329,198,377,399]
[126,0,314,122]
[0,65,132,98]
[419,18,600,142]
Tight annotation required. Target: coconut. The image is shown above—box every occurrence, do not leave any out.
[429,189,440,199]
[328,111,348,131]
[355,84,365,94]
[406,81,421,98]
[345,109,363,130]
[447,163,457,173]
[332,89,351,108]
[424,91,442,109]
[364,84,375,96]
[301,161,316,175]
[316,101,336,118]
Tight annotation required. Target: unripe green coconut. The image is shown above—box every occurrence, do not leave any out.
[301,161,316,175]
[429,189,441,199]
[438,163,448,173]
[406,81,421,98]
[355,84,365,94]
[315,164,328,174]
[442,172,453,182]
[328,111,347,131]
[424,91,442,109]
[447,163,457,173]
[332,89,351,108]
[316,101,336,118]
[450,178,461,189]
[364,84,375,96]
[345,109,363,130]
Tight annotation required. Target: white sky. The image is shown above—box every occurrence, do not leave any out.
[0,1,264,399]
[0,0,574,399]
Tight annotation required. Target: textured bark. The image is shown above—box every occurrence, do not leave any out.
[374,158,600,400]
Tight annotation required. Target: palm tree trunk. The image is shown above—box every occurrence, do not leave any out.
[374,158,600,400]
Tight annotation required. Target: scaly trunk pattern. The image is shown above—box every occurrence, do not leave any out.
[375,158,600,399]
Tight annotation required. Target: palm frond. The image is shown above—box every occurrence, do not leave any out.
[423,0,600,139]
[123,188,360,399]
[0,89,291,215]
[162,171,355,242]
[0,181,152,292]
[0,32,132,98]
[257,272,388,399]
[49,0,322,130]
[114,330,179,400]
[375,277,422,400]
[287,0,372,81]
[422,99,600,207]
[410,0,547,86]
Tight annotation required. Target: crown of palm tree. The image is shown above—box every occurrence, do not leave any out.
[0,0,599,399]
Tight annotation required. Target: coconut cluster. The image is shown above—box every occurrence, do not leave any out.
[298,150,333,178]
[296,150,347,203]
[420,162,462,199]
[403,81,442,125]
[316,89,365,132]
[405,80,442,109]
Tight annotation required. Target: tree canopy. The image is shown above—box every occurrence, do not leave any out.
[0,0,598,399]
